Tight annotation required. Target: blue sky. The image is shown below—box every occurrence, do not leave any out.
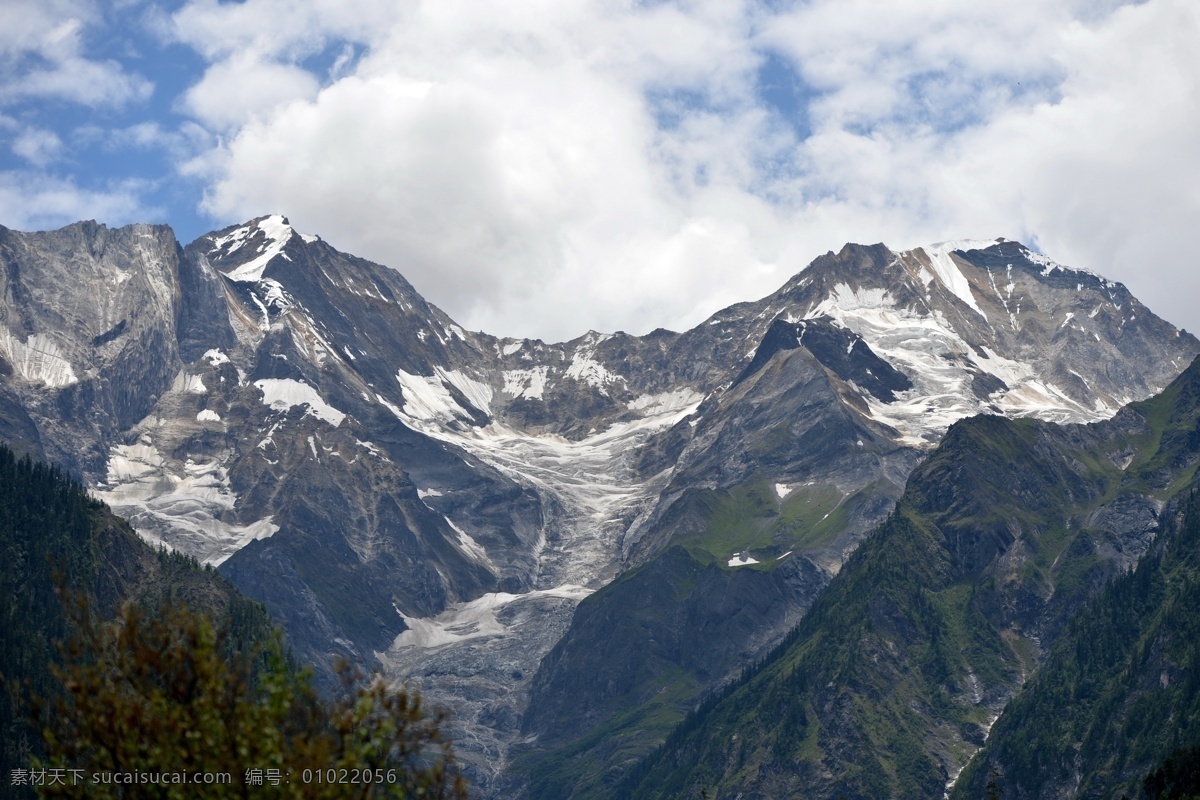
[2,0,1199,342]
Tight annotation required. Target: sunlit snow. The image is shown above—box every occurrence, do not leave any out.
[502,366,549,400]
[917,240,994,317]
[799,263,1128,447]
[172,370,207,394]
[396,367,493,422]
[95,443,279,565]
[388,585,592,650]
[0,329,78,387]
[627,388,705,416]
[203,348,230,366]
[254,378,346,426]
[218,215,295,283]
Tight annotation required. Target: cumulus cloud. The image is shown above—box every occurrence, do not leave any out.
[170,0,1200,341]
[169,0,397,62]
[181,55,321,132]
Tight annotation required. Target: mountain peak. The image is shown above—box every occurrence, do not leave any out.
[204,214,320,282]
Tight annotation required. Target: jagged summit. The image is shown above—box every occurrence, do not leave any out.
[204,215,312,282]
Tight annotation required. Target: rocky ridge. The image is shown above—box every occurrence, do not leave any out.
[0,217,1194,794]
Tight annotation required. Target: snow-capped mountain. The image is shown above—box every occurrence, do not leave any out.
[0,216,1193,794]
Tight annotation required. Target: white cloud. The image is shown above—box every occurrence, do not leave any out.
[179,0,794,340]
[0,3,152,108]
[181,55,321,131]
[11,127,64,166]
[943,0,1200,336]
[169,0,397,62]
[171,0,1200,341]
[0,171,147,231]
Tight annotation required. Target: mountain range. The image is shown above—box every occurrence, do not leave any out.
[0,214,1196,797]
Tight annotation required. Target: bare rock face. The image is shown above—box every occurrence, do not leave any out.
[0,219,1195,796]
[0,221,184,470]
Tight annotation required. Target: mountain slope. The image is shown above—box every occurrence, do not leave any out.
[951,365,1200,799]
[509,240,1198,799]
[953,497,1200,800]
[616,355,1200,800]
[0,218,1195,794]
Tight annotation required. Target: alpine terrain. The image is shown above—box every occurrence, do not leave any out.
[0,215,1194,796]
[619,341,1200,800]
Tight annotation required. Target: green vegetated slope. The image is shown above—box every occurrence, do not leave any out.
[618,357,1200,800]
[0,443,276,787]
[666,478,874,562]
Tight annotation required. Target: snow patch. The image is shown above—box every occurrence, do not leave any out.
[260,278,290,311]
[774,483,791,499]
[354,439,385,460]
[0,330,78,387]
[254,378,346,426]
[918,241,991,317]
[389,585,592,650]
[438,367,493,415]
[1022,247,1097,278]
[379,397,404,419]
[728,554,760,567]
[196,409,221,422]
[444,517,496,571]
[220,215,294,282]
[203,348,230,366]
[503,366,550,400]
[628,388,705,417]
[172,370,207,394]
[94,444,279,565]
[807,284,895,317]
[396,367,492,422]
[565,350,625,391]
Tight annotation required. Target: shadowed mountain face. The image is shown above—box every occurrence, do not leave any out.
[0,217,1194,795]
